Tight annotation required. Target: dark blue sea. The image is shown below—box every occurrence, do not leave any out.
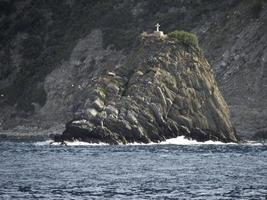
[0,138,266,200]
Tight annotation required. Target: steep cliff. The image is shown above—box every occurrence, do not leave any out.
[59,33,238,144]
[0,0,266,139]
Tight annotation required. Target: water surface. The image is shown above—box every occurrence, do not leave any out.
[0,140,266,199]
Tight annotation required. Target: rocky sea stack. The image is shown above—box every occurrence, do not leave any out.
[60,32,239,144]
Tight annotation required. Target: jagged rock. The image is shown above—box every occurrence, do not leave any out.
[105,105,119,117]
[1,1,267,140]
[61,34,239,144]
[91,98,105,111]
[126,111,138,125]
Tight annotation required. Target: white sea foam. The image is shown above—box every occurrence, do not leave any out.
[159,136,233,145]
[242,141,266,146]
[64,141,108,146]
[34,136,264,146]
[126,136,237,146]
[157,137,264,146]
[34,140,108,146]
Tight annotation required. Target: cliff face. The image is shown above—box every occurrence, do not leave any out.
[60,33,238,144]
[199,2,267,138]
[0,0,266,139]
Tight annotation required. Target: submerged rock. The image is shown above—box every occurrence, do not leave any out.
[60,34,239,144]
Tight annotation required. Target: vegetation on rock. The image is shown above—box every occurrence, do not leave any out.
[168,30,199,48]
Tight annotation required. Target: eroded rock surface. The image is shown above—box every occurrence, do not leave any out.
[1,1,266,139]
[60,34,238,144]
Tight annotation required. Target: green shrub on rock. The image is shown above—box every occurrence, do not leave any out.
[168,30,199,48]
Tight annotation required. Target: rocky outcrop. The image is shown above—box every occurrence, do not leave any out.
[1,0,266,140]
[59,34,238,144]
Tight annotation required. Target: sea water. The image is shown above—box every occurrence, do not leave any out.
[0,137,266,199]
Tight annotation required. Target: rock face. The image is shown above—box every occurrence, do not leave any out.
[1,0,266,140]
[60,34,238,144]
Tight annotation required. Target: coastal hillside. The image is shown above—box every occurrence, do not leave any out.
[0,0,266,139]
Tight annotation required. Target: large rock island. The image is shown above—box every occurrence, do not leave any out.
[55,32,238,144]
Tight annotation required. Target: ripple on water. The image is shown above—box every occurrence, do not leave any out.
[0,139,266,199]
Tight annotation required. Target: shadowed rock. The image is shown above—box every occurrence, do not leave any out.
[252,130,267,142]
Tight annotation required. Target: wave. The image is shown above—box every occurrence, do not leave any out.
[34,140,108,146]
[129,136,239,146]
[34,136,265,146]
[159,136,235,145]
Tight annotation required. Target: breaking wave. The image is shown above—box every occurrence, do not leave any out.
[160,136,233,145]
[34,136,264,146]
[34,140,108,146]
